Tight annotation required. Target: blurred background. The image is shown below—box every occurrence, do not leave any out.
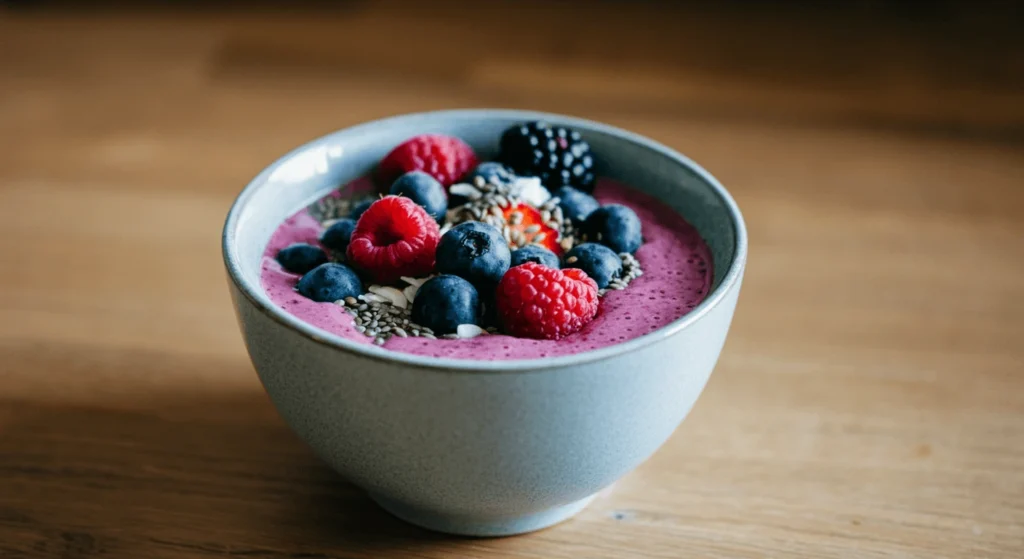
[1,1,1022,557]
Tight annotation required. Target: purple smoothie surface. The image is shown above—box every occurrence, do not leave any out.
[260,178,712,360]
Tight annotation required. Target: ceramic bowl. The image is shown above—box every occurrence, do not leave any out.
[222,109,747,537]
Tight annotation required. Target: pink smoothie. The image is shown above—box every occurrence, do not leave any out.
[260,178,712,360]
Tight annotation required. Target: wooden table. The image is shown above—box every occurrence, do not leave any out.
[1,3,1022,557]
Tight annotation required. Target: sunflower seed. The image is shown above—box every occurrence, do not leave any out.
[532,232,547,243]
[356,326,366,333]
[524,224,541,234]
[566,256,578,264]
[344,296,358,306]
[393,327,408,338]
[422,333,437,340]
[541,210,552,222]
[374,337,386,346]
[411,329,420,336]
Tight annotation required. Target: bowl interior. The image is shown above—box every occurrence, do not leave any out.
[224,109,745,367]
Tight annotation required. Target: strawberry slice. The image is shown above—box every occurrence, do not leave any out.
[502,203,561,256]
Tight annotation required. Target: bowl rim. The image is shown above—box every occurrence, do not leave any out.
[223,109,747,373]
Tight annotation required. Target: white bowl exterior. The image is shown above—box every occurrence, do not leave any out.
[231,275,741,517]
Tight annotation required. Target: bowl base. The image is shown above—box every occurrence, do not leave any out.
[368,493,597,537]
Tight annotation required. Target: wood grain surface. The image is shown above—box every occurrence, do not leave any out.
[1,2,1022,557]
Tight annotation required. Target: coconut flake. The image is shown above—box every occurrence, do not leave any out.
[359,292,388,304]
[369,285,408,309]
[449,183,483,200]
[400,276,430,288]
[403,285,418,304]
[510,176,551,207]
[456,324,485,339]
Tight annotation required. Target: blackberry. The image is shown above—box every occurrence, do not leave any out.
[498,121,596,193]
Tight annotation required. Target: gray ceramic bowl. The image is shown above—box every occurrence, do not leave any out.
[223,109,747,537]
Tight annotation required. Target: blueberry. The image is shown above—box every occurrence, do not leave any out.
[478,290,499,329]
[553,186,599,224]
[349,199,373,221]
[510,245,560,269]
[435,221,511,287]
[276,243,328,275]
[390,171,448,223]
[468,161,516,186]
[583,204,643,254]
[563,243,623,289]
[319,219,356,253]
[296,263,363,303]
[410,275,480,335]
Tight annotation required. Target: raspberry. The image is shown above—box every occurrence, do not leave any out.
[496,262,599,340]
[346,196,440,284]
[502,203,561,255]
[377,134,478,188]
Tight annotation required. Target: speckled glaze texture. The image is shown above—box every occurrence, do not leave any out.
[223,110,747,536]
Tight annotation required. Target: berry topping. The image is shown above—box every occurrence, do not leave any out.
[276,243,328,275]
[552,186,599,224]
[468,161,516,186]
[511,245,560,269]
[390,171,448,223]
[563,243,622,289]
[410,275,481,335]
[498,121,596,192]
[346,196,440,284]
[583,204,643,254]
[319,219,356,254]
[502,203,561,255]
[435,221,511,287]
[377,134,478,188]
[496,262,599,340]
[349,199,373,221]
[296,263,363,303]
